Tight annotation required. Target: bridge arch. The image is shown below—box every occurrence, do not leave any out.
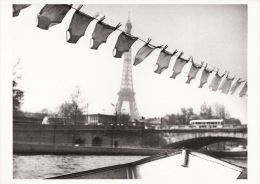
[163,137,246,149]
[161,129,247,149]
[92,136,102,146]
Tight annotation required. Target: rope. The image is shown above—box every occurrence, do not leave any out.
[67,5,246,82]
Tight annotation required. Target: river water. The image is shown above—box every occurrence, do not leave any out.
[13,155,247,179]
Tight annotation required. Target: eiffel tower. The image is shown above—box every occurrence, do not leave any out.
[116,15,140,121]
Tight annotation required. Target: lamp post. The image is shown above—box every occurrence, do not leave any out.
[111,103,118,147]
[86,103,89,124]
[52,114,57,145]
[111,103,118,125]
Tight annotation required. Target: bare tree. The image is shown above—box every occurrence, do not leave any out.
[213,103,230,119]
[13,59,24,115]
[165,107,197,126]
[58,101,73,117]
[180,107,197,124]
[40,108,53,115]
[58,86,86,124]
[199,102,213,119]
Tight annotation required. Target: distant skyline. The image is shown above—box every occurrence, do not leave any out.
[12,4,248,123]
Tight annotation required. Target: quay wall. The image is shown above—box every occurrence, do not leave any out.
[13,124,165,148]
[13,124,247,152]
[13,142,169,155]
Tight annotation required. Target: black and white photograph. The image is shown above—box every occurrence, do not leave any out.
[1,0,260,182]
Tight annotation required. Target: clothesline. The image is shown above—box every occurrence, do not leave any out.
[70,5,155,46]
[12,4,248,97]
[69,5,244,80]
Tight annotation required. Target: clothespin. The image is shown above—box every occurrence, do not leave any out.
[162,45,168,51]
[221,70,227,77]
[98,16,106,23]
[94,12,99,18]
[147,38,151,44]
[188,56,193,62]
[226,71,230,77]
[115,22,122,29]
[145,38,152,46]
[77,4,83,11]
[172,49,178,56]
[178,52,184,58]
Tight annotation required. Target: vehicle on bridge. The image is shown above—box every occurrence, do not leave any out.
[190,119,224,128]
[42,116,73,125]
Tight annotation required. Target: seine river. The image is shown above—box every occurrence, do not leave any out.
[13,155,247,179]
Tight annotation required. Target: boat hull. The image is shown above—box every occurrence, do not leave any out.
[49,150,246,179]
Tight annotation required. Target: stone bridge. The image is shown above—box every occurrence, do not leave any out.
[159,128,247,149]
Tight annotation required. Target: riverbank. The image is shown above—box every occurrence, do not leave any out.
[13,142,170,156]
[14,142,247,158]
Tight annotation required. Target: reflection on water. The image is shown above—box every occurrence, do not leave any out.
[13,155,147,179]
[13,155,247,179]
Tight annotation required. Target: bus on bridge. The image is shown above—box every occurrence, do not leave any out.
[190,119,224,128]
[169,119,246,129]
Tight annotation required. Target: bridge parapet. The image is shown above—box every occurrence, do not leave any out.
[159,128,247,133]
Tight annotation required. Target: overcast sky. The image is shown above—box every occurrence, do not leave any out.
[12,4,248,123]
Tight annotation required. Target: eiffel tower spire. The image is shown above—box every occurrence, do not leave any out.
[116,14,140,121]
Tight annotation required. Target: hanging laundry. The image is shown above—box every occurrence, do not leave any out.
[13,4,31,17]
[229,78,244,95]
[208,70,227,91]
[218,74,235,94]
[170,52,191,79]
[154,46,178,74]
[37,4,72,30]
[90,17,121,50]
[198,65,214,88]
[239,82,247,97]
[113,32,138,58]
[67,7,95,43]
[186,61,204,84]
[134,39,162,66]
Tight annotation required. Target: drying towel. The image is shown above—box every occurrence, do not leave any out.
[218,75,235,94]
[67,10,94,43]
[209,71,226,91]
[239,82,247,97]
[13,4,31,17]
[154,47,178,74]
[229,79,244,95]
[134,39,161,66]
[113,32,138,58]
[186,61,203,84]
[198,66,214,88]
[37,4,71,30]
[170,52,191,79]
[90,18,120,50]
